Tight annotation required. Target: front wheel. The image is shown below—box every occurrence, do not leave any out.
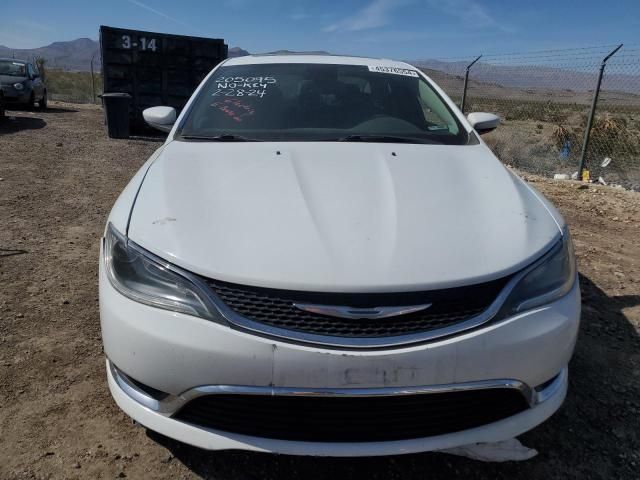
[38,91,47,110]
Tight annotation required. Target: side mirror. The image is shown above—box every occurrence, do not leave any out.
[467,112,500,135]
[143,106,176,133]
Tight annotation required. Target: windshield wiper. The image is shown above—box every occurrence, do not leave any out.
[335,134,437,144]
[180,134,262,142]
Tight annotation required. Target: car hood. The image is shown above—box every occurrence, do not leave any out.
[0,74,27,85]
[128,141,561,292]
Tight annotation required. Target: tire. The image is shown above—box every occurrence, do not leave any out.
[38,91,47,110]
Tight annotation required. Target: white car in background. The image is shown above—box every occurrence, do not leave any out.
[100,54,580,456]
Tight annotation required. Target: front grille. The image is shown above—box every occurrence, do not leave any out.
[204,276,509,338]
[174,389,529,442]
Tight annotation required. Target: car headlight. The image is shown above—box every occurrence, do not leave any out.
[500,228,576,315]
[103,223,223,322]
[13,83,24,90]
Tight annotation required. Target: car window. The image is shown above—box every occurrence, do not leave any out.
[0,60,27,77]
[27,64,35,78]
[179,63,467,144]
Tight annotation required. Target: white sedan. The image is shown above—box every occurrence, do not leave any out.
[100,54,580,456]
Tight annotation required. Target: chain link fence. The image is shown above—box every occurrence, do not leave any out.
[416,45,640,190]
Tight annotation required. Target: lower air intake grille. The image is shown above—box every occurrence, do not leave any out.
[174,389,529,442]
[204,276,509,338]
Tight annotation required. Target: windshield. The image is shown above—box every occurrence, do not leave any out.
[178,63,468,144]
[0,60,27,77]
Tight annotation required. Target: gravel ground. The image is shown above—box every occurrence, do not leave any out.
[0,103,639,479]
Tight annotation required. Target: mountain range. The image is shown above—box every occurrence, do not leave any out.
[0,38,101,71]
[413,59,640,95]
[1,38,638,95]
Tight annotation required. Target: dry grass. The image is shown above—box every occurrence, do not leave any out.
[46,69,102,103]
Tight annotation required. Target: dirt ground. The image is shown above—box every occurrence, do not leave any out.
[0,103,639,479]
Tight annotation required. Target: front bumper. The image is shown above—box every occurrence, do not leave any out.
[99,250,580,454]
[1,86,30,104]
[107,358,568,456]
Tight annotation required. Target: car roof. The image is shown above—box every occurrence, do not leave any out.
[0,58,28,63]
[224,54,416,70]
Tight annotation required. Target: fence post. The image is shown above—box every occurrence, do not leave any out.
[578,44,623,179]
[460,55,482,114]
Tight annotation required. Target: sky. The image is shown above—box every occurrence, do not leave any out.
[1,0,639,59]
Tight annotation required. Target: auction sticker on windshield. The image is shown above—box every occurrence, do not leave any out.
[367,66,419,77]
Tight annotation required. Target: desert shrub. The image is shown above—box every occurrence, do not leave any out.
[34,56,47,82]
[589,114,639,159]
